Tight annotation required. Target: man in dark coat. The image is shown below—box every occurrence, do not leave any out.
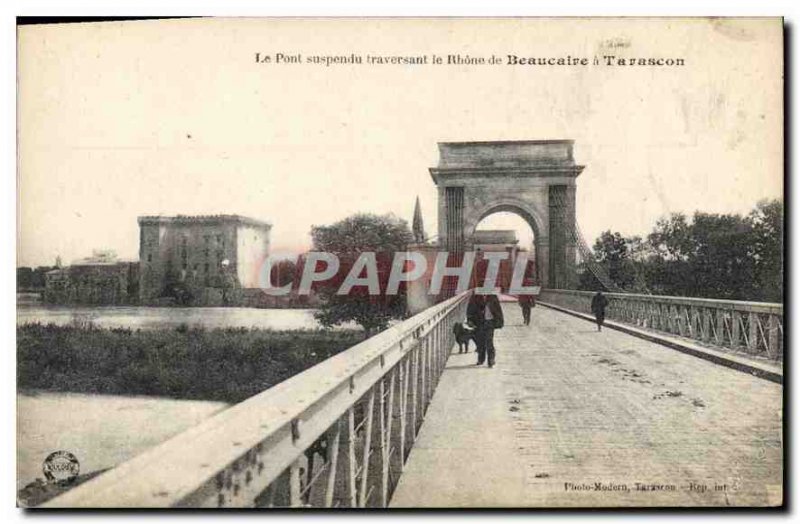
[466,293,484,328]
[591,291,609,332]
[473,293,504,368]
[518,294,535,326]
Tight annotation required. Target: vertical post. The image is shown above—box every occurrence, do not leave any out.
[324,419,341,508]
[731,311,741,347]
[432,324,438,393]
[430,325,437,390]
[701,308,711,342]
[715,309,725,345]
[430,326,437,397]
[425,333,433,404]
[410,343,419,434]
[346,408,357,507]
[377,379,386,507]
[689,307,698,339]
[748,312,759,353]
[358,390,375,508]
[399,357,409,468]
[673,304,681,334]
[381,371,396,507]
[441,320,447,372]
[434,322,441,379]
[768,314,780,359]
[767,313,780,358]
[289,459,303,507]
[420,338,428,416]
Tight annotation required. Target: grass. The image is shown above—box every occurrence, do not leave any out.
[17,323,365,403]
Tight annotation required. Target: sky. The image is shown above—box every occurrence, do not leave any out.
[17,18,783,267]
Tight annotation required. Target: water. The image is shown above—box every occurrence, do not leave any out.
[17,391,229,491]
[16,304,355,331]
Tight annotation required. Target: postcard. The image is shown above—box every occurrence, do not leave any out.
[16,17,783,508]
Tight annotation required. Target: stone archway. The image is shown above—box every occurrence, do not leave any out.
[430,140,584,289]
[466,200,546,289]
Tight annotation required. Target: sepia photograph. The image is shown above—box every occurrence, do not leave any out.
[14,16,784,509]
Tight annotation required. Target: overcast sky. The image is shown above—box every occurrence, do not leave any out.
[17,18,782,267]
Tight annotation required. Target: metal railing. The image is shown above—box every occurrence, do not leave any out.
[538,289,783,359]
[44,291,472,508]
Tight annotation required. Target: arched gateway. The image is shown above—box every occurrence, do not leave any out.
[430,140,584,289]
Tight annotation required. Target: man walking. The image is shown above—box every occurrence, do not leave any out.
[518,294,534,326]
[476,293,504,368]
[465,294,484,356]
[591,290,609,332]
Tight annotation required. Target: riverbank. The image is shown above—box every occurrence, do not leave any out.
[18,323,365,403]
[16,390,230,497]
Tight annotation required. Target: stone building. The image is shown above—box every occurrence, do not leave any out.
[472,229,519,253]
[138,215,272,305]
[43,251,139,305]
[472,229,533,292]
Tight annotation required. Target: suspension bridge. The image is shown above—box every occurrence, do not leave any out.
[43,140,782,508]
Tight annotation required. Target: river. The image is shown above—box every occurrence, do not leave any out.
[16,304,355,331]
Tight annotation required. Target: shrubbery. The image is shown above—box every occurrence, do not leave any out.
[17,323,363,403]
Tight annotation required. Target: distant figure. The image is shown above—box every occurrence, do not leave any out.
[518,294,535,326]
[591,291,609,332]
[473,293,504,368]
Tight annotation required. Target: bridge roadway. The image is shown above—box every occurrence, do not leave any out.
[390,303,783,507]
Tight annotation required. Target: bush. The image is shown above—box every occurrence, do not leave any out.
[17,324,363,403]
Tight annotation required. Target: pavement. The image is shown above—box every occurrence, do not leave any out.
[389,304,783,508]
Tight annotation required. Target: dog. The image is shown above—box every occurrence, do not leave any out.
[453,322,477,353]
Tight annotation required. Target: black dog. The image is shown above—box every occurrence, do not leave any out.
[453,322,477,353]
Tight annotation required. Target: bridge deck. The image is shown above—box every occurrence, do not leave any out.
[390,304,782,507]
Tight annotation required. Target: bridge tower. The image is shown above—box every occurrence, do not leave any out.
[430,140,584,289]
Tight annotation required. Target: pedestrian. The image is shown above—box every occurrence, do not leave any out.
[518,294,533,326]
[476,293,504,368]
[591,290,609,332]
[465,294,484,356]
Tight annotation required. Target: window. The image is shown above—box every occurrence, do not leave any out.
[147,254,152,262]
[204,263,209,273]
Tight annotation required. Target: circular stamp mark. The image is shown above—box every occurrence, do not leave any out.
[42,451,80,484]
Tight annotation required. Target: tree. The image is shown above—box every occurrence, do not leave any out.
[645,213,696,296]
[17,267,34,290]
[591,230,637,290]
[648,213,692,260]
[311,213,413,336]
[582,200,783,302]
[749,199,783,302]
[686,212,756,300]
